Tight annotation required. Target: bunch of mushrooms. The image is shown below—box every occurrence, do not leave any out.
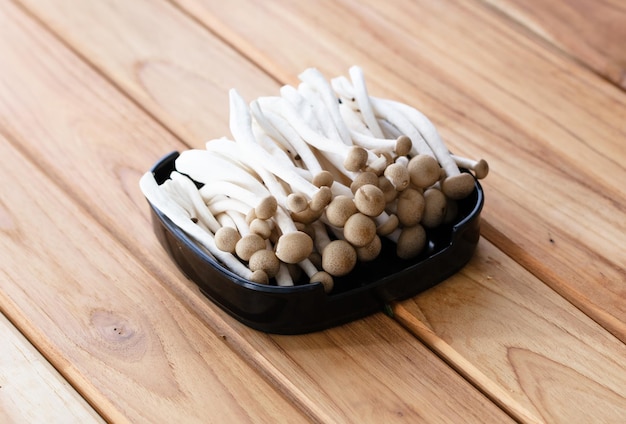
[140,66,488,293]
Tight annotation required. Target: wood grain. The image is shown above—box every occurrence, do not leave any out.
[0,1,514,422]
[394,239,626,423]
[165,0,626,343]
[0,313,104,424]
[479,0,626,88]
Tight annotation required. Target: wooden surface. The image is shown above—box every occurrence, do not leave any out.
[1,0,625,422]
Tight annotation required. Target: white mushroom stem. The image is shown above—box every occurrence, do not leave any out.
[169,172,221,233]
[279,84,323,134]
[139,172,255,280]
[339,102,372,135]
[230,90,334,207]
[297,82,345,144]
[299,68,352,145]
[378,119,402,139]
[256,95,375,175]
[275,263,294,287]
[204,138,292,206]
[348,66,384,138]
[255,104,325,176]
[175,148,264,194]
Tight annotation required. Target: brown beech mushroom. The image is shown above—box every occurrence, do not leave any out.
[248,249,281,279]
[356,235,382,262]
[235,233,266,262]
[322,240,357,277]
[298,258,334,293]
[407,154,441,189]
[354,184,386,217]
[421,187,448,228]
[343,212,377,247]
[214,226,241,253]
[388,224,427,259]
[383,162,410,191]
[396,188,425,227]
[451,154,489,179]
[325,195,357,227]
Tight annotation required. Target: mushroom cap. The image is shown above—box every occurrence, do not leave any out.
[249,249,280,278]
[356,235,382,262]
[384,162,410,191]
[322,240,357,276]
[214,226,241,253]
[473,159,489,179]
[350,171,379,194]
[354,184,386,217]
[407,154,441,188]
[421,188,447,228]
[312,170,334,188]
[397,188,425,227]
[235,233,266,261]
[291,206,324,224]
[255,196,278,220]
[325,195,357,227]
[287,193,309,213]
[344,146,369,172]
[249,270,270,285]
[343,212,377,247]
[396,225,427,259]
[376,214,399,236]
[275,231,314,264]
[249,218,272,239]
[310,186,332,211]
[310,271,334,293]
[441,173,475,200]
[395,135,412,156]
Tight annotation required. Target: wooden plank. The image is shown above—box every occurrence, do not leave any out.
[479,0,626,89]
[393,240,626,423]
[12,0,626,421]
[0,4,309,424]
[0,134,310,424]
[162,0,626,343]
[0,313,104,424]
[0,1,515,423]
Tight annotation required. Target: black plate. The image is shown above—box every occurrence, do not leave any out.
[147,151,484,334]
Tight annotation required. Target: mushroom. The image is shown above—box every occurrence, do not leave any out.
[354,184,386,217]
[396,188,425,227]
[325,195,357,227]
[387,224,427,260]
[248,249,281,279]
[421,187,448,228]
[298,258,334,293]
[383,162,410,192]
[343,212,377,247]
[312,221,357,277]
[450,154,489,179]
[407,154,442,189]
[355,235,382,262]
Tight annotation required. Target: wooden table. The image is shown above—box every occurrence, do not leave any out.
[1,0,625,422]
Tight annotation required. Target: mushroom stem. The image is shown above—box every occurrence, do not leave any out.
[298,69,352,145]
[348,66,384,138]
